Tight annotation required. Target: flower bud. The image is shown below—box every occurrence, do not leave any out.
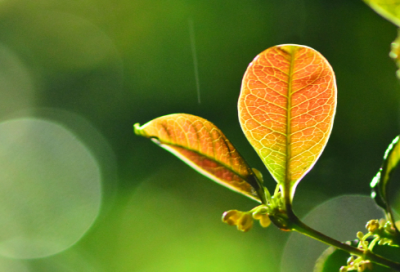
[384,221,395,234]
[237,213,253,232]
[366,219,380,233]
[222,210,242,226]
[253,212,271,228]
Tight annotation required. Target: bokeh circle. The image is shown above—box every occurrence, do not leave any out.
[0,118,102,259]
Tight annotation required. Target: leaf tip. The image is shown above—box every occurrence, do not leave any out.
[133,123,144,136]
[278,44,297,53]
[251,168,264,184]
[276,44,306,55]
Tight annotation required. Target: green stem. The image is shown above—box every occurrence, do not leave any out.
[287,210,400,271]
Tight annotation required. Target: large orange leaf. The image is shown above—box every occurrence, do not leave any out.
[238,44,336,201]
[134,114,265,203]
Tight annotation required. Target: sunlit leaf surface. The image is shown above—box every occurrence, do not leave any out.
[371,135,400,228]
[238,44,336,200]
[134,114,264,202]
[364,0,400,27]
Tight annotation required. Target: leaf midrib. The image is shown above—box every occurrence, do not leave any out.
[154,137,252,183]
[284,46,295,199]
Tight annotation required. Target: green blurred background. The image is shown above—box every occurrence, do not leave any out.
[0,0,399,271]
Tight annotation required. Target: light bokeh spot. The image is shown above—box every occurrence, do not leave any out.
[0,118,102,259]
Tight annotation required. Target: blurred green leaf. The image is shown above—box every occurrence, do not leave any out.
[364,0,400,27]
[313,242,355,272]
[374,242,400,266]
[371,135,400,229]
[134,113,265,203]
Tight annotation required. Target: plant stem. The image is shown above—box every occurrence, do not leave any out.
[287,210,400,271]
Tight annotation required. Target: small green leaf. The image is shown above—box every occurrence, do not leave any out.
[134,113,266,203]
[371,135,400,228]
[364,0,400,27]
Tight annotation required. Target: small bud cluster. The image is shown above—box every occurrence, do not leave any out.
[339,255,372,272]
[340,219,400,272]
[365,219,399,247]
[221,206,271,232]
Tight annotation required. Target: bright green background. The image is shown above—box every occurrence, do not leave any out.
[0,0,399,271]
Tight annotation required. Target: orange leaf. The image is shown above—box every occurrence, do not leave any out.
[134,114,265,203]
[238,44,336,201]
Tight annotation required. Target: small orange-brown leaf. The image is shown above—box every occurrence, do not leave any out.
[238,44,336,201]
[134,113,264,202]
